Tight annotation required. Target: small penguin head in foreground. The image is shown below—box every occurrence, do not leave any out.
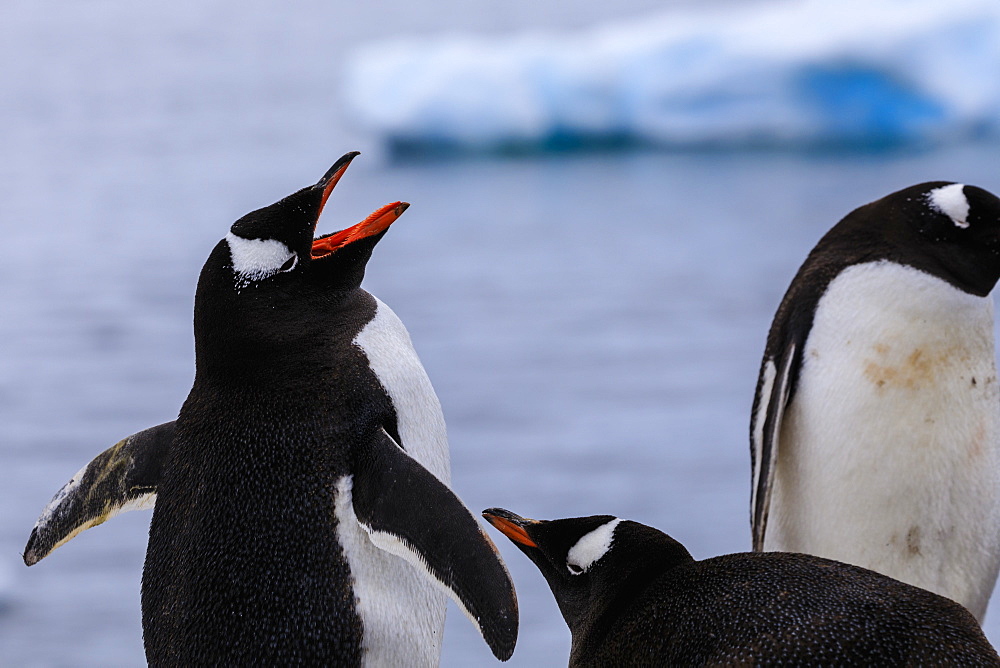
[482,508,692,628]
[832,182,1000,297]
[194,151,407,370]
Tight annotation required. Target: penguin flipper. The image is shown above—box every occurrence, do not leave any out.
[751,343,796,552]
[23,421,175,566]
[351,429,519,661]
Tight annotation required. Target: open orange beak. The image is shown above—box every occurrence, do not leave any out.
[312,202,409,259]
[310,151,409,260]
[483,509,539,548]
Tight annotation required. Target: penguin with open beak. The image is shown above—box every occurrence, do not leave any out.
[24,153,518,665]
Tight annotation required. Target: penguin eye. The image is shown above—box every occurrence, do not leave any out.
[566,562,584,575]
[278,255,298,273]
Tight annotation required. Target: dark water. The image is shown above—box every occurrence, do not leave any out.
[3,3,1000,667]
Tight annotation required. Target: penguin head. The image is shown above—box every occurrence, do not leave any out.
[221,151,407,291]
[194,152,407,373]
[850,182,1000,297]
[483,508,693,630]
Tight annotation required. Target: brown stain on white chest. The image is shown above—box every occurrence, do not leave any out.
[887,525,923,559]
[863,341,973,393]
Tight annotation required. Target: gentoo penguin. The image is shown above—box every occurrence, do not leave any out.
[483,508,1000,666]
[24,153,518,665]
[750,182,1000,620]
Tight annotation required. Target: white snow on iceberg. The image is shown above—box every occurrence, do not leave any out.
[344,0,1000,154]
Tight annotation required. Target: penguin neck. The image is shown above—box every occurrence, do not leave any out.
[818,215,1000,299]
[569,533,694,656]
[192,287,374,387]
[193,336,326,390]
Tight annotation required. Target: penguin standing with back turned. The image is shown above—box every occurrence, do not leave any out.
[483,508,1000,666]
[751,182,1000,620]
[23,152,518,665]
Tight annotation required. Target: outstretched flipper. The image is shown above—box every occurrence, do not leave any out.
[352,429,519,661]
[24,421,175,566]
[751,343,796,552]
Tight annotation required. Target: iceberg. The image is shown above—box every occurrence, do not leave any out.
[344,0,1000,154]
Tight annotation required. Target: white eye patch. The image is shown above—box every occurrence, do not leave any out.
[927,183,970,229]
[566,518,621,574]
[225,233,298,284]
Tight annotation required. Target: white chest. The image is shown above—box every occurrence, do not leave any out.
[768,261,1000,619]
[337,297,451,665]
[353,296,450,482]
[333,477,443,668]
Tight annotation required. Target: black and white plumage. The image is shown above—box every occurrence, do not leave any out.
[484,508,1000,666]
[24,153,518,665]
[750,182,1000,620]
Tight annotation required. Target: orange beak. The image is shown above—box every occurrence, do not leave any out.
[314,151,359,222]
[311,202,409,259]
[308,151,409,259]
[483,509,539,548]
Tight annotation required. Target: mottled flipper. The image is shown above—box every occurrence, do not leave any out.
[351,428,519,661]
[24,421,175,565]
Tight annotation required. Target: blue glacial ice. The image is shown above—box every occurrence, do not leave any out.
[344,0,1000,153]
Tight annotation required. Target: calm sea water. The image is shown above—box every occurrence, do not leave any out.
[3,3,1000,667]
